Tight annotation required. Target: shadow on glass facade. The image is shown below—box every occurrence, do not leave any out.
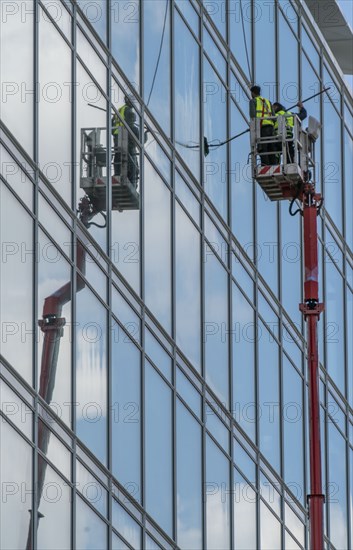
[0,0,352,548]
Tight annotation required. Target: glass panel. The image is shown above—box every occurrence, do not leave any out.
[0,0,33,153]
[204,26,226,81]
[77,0,107,42]
[259,322,280,472]
[229,1,252,81]
[112,500,141,549]
[111,0,140,89]
[347,289,353,409]
[284,503,304,548]
[37,459,71,550]
[283,357,304,504]
[175,171,200,225]
[0,145,33,206]
[175,0,199,36]
[144,160,171,332]
[205,252,229,406]
[278,13,299,106]
[176,204,201,371]
[145,363,173,535]
[112,533,129,550]
[203,57,228,220]
[112,287,141,344]
[255,0,275,96]
[76,283,107,465]
[344,131,353,251]
[206,403,229,451]
[176,400,203,549]
[234,469,257,549]
[233,438,256,483]
[76,496,108,550]
[38,421,71,480]
[256,186,278,294]
[325,261,345,394]
[42,0,72,39]
[301,25,320,72]
[112,335,141,502]
[232,283,256,441]
[76,460,107,517]
[281,202,302,325]
[175,12,200,179]
[0,381,32,440]
[0,420,32,549]
[39,10,72,205]
[204,0,226,36]
[176,367,202,418]
[328,423,348,549]
[0,187,33,383]
[260,472,281,517]
[145,329,172,381]
[260,501,281,549]
[206,436,230,549]
[323,98,343,232]
[230,102,253,255]
[144,0,171,135]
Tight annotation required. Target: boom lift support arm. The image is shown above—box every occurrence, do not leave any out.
[300,187,325,550]
[251,111,325,548]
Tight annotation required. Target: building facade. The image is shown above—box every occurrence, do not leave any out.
[0,0,352,548]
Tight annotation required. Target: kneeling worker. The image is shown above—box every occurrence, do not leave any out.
[273,101,307,163]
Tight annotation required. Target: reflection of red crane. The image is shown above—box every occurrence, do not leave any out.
[251,114,324,549]
[26,240,86,550]
[26,126,140,547]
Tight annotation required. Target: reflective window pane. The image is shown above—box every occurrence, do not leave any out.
[176,400,202,549]
[112,335,141,502]
[76,496,108,550]
[0,421,32,549]
[76,283,107,465]
[145,362,173,535]
[206,436,230,549]
[176,204,201,371]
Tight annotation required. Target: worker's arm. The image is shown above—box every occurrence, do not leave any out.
[249,99,256,118]
[297,101,307,121]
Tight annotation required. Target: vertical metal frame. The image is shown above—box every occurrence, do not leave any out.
[71,1,78,547]
[32,0,40,547]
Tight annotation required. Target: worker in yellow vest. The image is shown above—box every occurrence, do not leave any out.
[249,85,276,165]
[273,101,307,163]
[112,95,140,184]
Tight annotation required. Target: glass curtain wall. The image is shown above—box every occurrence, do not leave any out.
[0,1,352,549]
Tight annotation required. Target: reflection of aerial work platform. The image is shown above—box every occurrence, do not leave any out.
[80,127,140,214]
[250,115,320,201]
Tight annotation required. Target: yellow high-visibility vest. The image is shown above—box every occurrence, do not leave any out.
[112,105,127,135]
[255,96,274,126]
[274,109,294,134]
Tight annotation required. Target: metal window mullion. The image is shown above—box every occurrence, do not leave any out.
[139,1,147,539]
[107,1,113,544]
[198,10,208,549]
[71,2,78,547]
[32,0,40,546]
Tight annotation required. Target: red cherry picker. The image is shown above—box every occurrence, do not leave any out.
[251,111,324,549]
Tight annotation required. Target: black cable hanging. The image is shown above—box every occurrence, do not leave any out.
[239,0,252,83]
[146,0,169,107]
